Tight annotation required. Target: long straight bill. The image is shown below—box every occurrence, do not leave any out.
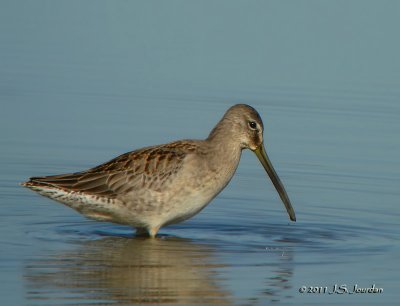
[254,144,296,221]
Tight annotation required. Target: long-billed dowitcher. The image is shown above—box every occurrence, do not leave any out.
[22,104,296,237]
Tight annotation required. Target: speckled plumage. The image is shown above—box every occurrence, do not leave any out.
[22,104,296,237]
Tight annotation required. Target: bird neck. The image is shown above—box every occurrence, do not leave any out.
[207,116,235,143]
[205,117,242,169]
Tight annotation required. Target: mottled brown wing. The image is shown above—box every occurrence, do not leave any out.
[25,141,198,198]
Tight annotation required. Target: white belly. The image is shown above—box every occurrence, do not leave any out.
[160,188,217,226]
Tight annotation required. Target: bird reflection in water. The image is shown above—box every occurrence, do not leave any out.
[25,236,232,305]
[25,235,295,304]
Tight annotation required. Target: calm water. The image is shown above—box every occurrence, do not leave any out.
[1,1,399,305]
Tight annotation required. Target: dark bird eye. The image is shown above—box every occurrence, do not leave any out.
[248,121,257,130]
